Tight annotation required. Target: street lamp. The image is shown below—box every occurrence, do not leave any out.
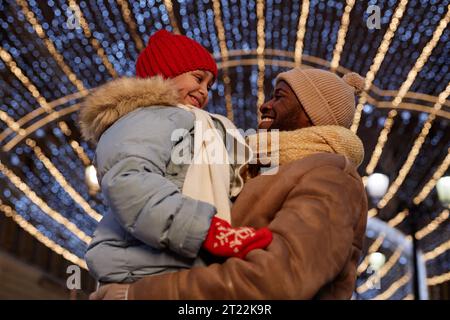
[85,165,100,195]
[366,173,389,200]
[436,176,450,205]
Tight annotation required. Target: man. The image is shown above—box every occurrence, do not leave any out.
[90,67,368,300]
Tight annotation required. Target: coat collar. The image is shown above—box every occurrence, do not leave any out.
[79,76,180,142]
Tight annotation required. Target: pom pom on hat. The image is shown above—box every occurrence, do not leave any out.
[343,72,365,95]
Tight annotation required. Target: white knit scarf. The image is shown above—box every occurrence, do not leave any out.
[176,104,252,223]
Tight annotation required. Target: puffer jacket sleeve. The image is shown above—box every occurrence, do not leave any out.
[127,163,366,299]
[98,107,216,259]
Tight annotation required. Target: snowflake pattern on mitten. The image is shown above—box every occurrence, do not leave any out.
[203,216,273,259]
[213,224,256,253]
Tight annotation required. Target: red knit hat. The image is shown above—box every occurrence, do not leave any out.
[136,30,218,79]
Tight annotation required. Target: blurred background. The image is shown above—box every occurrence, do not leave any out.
[0,0,449,300]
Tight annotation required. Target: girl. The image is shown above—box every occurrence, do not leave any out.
[80,30,272,285]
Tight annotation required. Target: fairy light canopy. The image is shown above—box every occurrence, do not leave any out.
[0,0,449,299]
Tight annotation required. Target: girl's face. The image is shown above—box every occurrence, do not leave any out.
[171,70,214,109]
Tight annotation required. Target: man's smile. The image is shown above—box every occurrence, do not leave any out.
[259,113,275,128]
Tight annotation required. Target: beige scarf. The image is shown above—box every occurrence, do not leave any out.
[245,125,364,178]
[177,105,252,223]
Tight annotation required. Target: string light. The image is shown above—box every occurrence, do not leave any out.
[387,209,410,228]
[423,238,450,261]
[215,49,450,118]
[415,209,449,240]
[0,109,26,137]
[116,0,145,51]
[351,0,409,133]
[0,90,89,143]
[413,149,450,205]
[162,0,181,34]
[3,104,80,151]
[67,0,117,78]
[357,248,402,294]
[428,270,450,286]
[0,50,99,235]
[0,47,90,171]
[377,82,450,209]
[0,199,87,269]
[357,234,386,275]
[212,0,233,121]
[69,139,91,167]
[365,7,450,175]
[0,161,91,244]
[330,0,356,72]
[369,95,450,120]
[372,273,411,300]
[403,293,414,300]
[256,0,265,118]
[294,0,310,66]
[0,46,53,114]
[368,208,378,218]
[25,139,101,222]
[16,0,87,94]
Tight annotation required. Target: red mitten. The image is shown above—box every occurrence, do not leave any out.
[202,216,273,259]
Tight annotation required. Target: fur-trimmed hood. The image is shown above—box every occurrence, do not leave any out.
[79,76,180,142]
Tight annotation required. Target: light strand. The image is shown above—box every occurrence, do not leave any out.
[423,238,450,261]
[377,83,450,209]
[0,48,89,168]
[403,293,414,300]
[428,270,450,286]
[294,0,310,66]
[387,209,410,228]
[365,7,450,175]
[0,161,91,244]
[368,208,378,218]
[16,0,87,93]
[212,0,233,120]
[25,139,101,222]
[357,248,402,294]
[0,46,53,113]
[351,0,410,133]
[330,0,356,71]
[372,273,411,300]
[256,0,266,119]
[3,104,80,152]
[357,234,386,275]
[0,199,87,269]
[116,0,145,51]
[413,148,450,205]
[67,0,117,77]
[415,209,449,240]
[162,0,181,34]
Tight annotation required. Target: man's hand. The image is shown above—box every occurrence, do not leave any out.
[89,283,130,300]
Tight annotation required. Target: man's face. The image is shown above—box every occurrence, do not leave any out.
[258,80,312,131]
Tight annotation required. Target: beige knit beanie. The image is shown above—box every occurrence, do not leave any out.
[276,67,364,128]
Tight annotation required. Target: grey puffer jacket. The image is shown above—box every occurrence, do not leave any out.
[79,77,239,283]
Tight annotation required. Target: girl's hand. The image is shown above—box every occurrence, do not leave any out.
[89,283,130,300]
